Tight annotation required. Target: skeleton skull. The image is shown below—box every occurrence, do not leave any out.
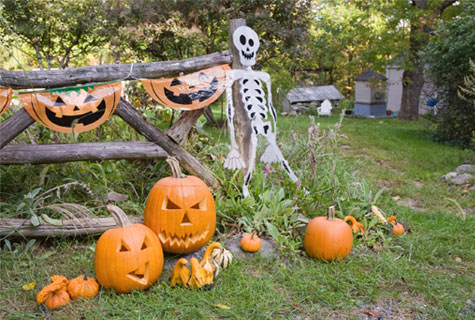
[233,26,260,67]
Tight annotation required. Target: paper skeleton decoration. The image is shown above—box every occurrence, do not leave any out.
[224,26,298,197]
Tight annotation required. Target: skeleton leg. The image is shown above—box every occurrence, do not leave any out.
[242,125,258,198]
[260,126,298,183]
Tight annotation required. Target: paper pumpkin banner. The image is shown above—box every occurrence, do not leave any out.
[20,82,121,133]
[0,87,13,117]
[142,64,231,110]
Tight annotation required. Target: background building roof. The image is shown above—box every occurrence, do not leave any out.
[355,70,388,81]
[285,85,344,103]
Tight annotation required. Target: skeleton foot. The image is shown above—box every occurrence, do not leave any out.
[260,143,282,164]
[224,148,246,170]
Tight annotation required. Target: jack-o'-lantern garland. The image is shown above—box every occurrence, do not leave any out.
[20,82,121,133]
[0,87,13,116]
[142,64,231,110]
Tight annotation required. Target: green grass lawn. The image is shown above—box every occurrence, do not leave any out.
[1,111,474,319]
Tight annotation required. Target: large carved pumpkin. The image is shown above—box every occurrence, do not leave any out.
[20,82,121,133]
[144,157,216,254]
[95,205,164,293]
[0,87,13,117]
[142,64,230,110]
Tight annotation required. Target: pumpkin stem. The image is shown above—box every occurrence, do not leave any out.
[166,156,186,179]
[106,204,132,227]
[83,270,88,281]
[327,206,336,221]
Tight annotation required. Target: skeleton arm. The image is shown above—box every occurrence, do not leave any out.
[261,72,278,133]
[223,72,246,170]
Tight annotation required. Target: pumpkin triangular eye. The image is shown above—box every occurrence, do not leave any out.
[141,241,147,250]
[166,198,181,209]
[170,78,183,86]
[190,198,206,210]
[119,240,131,252]
[54,96,67,106]
[84,94,97,103]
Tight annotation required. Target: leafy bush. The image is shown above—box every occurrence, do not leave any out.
[423,2,475,148]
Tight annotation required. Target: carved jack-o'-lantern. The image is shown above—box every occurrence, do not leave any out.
[94,205,164,294]
[142,64,230,110]
[20,82,121,133]
[0,87,13,117]
[144,157,216,254]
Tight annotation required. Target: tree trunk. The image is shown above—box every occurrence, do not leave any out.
[399,68,425,120]
[228,19,252,168]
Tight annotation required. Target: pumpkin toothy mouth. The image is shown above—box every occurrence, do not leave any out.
[158,230,209,248]
[126,262,150,285]
[163,77,218,105]
[45,100,106,128]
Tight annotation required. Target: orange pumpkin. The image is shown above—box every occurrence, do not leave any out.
[94,205,164,293]
[36,275,70,310]
[304,206,353,261]
[144,157,216,254]
[20,82,121,133]
[388,215,405,236]
[240,233,262,252]
[67,272,99,299]
[142,64,230,110]
[0,87,13,116]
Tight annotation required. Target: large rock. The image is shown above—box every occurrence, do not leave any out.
[224,235,277,260]
[443,172,457,180]
[456,164,475,174]
[450,173,473,185]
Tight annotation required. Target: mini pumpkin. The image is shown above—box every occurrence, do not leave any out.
[144,157,216,254]
[20,82,121,133]
[36,275,70,310]
[142,64,231,110]
[344,216,365,235]
[388,215,405,236]
[240,233,262,252]
[94,205,164,293]
[0,87,13,116]
[67,271,99,299]
[304,206,353,261]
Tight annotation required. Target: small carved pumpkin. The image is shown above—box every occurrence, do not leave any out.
[240,233,262,252]
[144,157,216,254]
[142,64,230,110]
[0,87,13,116]
[304,206,353,261]
[94,205,164,293]
[20,82,121,133]
[67,272,99,299]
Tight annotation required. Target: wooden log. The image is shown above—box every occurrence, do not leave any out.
[0,216,142,237]
[114,98,221,190]
[0,108,35,149]
[167,109,205,144]
[0,141,167,165]
[0,51,232,89]
[228,19,252,168]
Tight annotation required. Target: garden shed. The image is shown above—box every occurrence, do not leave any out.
[353,70,387,118]
[282,85,344,115]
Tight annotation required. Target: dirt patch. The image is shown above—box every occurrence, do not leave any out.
[397,198,424,211]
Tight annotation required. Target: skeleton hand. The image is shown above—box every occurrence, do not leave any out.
[224,148,246,170]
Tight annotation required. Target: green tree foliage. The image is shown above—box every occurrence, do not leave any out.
[0,0,106,69]
[423,2,475,148]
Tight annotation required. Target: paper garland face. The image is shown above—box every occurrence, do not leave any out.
[20,82,121,133]
[0,87,13,117]
[142,64,230,110]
